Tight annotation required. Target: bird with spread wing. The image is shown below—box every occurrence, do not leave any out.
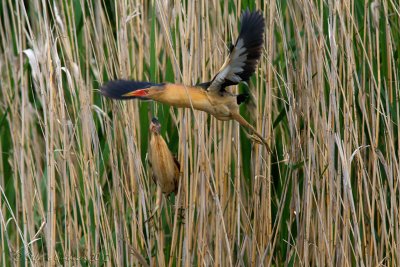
[101,10,269,148]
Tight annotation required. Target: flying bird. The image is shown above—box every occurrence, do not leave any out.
[148,117,180,196]
[101,10,269,148]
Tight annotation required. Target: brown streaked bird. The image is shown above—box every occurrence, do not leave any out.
[101,10,269,148]
[148,117,180,195]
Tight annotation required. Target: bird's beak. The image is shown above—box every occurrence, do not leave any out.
[150,124,158,133]
[122,89,149,97]
[150,117,161,134]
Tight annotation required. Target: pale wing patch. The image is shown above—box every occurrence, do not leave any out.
[205,10,265,93]
[210,38,248,91]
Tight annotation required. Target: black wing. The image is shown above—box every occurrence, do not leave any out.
[207,10,265,92]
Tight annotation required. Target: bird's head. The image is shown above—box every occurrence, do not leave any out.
[150,117,162,134]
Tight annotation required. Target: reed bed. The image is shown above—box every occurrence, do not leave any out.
[0,0,399,266]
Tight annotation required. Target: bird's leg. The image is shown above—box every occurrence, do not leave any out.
[231,113,271,153]
[175,191,186,222]
[145,187,163,224]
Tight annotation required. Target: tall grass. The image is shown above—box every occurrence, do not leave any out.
[0,0,399,265]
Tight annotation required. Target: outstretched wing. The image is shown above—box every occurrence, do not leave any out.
[207,10,265,93]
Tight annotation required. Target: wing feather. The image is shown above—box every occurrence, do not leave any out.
[207,10,265,92]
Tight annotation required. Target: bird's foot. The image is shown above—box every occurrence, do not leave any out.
[249,134,272,153]
[177,207,185,222]
[249,134,264,144]
[144,206,160,225]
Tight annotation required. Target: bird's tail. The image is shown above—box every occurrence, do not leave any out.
[236,93,249,105]
[237,90,257,123]
[100,80,163,100]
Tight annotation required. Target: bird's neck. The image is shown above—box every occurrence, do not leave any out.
[152,84,209,109]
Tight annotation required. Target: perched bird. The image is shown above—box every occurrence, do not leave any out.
[148,117,180,195]
[101,10,269,148]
